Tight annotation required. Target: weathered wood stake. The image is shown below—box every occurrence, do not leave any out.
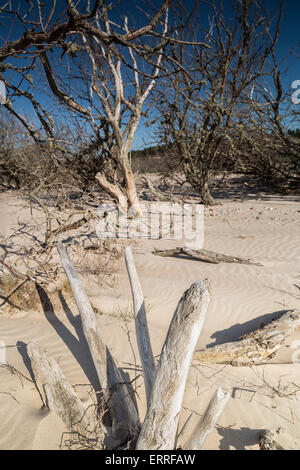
[27,341,90,436]
[184,387,230,450]
[153,247,262,266]
[136,280,210,450]
[57,242,140,442]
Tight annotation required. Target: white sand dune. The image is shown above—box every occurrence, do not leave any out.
[0,192,299,449]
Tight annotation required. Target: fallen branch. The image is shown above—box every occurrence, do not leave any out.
[142,176,182,204]
[194,310,300,366]
[27,341,91,436]
[153,247,262,266]
[37,211,96,254]
[57,242,140,442]
[136,280,210,450]
[47,211,95,247]
[184,387,230,450]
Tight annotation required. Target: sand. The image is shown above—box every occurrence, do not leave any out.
[0,189,299,450]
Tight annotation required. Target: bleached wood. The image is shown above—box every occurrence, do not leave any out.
[27,341,90,435]
[136,280,210,450]
[124,246,156,408]
[95,172,128,213]
[194,309,300,366]
[184,387,230,450]
[57,242,140,441]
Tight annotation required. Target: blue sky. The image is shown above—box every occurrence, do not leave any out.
[0,0,299,149]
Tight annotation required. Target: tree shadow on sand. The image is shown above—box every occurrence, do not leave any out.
[35,283,101,398]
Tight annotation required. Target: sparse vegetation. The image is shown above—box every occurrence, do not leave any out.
[0,275,39,312]
[0,0,299,452]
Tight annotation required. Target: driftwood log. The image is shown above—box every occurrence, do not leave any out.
[184,387,230,450]
[194,310,300,366]
[27,341,91,436]
[136,279,210,450]
[57,242,140,442]
[124,246,156,408]
[153,247,262,266]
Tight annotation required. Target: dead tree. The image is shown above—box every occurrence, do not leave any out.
[194,309,300,366]
[26,243,230,449]
[156,0,283,205]
[0,0,206,216]
[153,247,262,266]
[232,59,300,192]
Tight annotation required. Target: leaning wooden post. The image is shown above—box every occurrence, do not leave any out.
[184,386,230,450]
[27,341,91,436]
[124,246,156,407]
[136,280,210,450]
[57,242,140,442]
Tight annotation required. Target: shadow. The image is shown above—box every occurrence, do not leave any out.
[16,340,49,408]
[119,368,139,415]
[35,283,101,396]
[166,254,216,264]
[210,174,300,203]
[217,426,265,450]
[206,309,288,347]
[16,340,35,382]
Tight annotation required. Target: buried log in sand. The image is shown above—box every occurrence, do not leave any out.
[153,247,263,266]
[194,309,300,366]
[258,428,299,450]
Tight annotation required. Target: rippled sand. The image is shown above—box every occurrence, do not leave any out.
[0,191,299,449]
